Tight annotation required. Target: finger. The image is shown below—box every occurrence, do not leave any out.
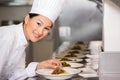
[47,64,57,69]
[50,59,62,67]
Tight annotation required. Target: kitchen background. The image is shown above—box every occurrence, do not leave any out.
[0,0,103,65]
[1,0,120,80]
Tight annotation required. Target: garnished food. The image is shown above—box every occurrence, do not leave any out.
[75,41,84,45]
[61,62,71,67]
[68,50,80,54]
[60,58,72,61]
[51,67,67,74]
[71,45,81,50]
[65,53,77,57]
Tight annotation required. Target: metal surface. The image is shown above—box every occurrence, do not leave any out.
[53,0,103,50]
[99,52,120,80]
[0,0,13,4]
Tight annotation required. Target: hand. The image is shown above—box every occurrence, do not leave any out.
[36,59,62,71]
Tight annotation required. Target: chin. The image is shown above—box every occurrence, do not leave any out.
[31,38,42,42]
[30,36,44,42]
[30,39,38,42]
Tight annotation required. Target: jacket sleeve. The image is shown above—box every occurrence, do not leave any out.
[0,27,39,80]
[8,44,39,79]
[26,62,39,77]
[8,51,39,80]
[9,61,39,80]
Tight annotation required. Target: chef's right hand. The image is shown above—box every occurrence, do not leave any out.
[36,59,62,71]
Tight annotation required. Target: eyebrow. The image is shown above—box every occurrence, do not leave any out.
[38,19,53,29]
[38,19,43,25]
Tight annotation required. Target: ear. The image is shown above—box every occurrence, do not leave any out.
[24,14,30,24]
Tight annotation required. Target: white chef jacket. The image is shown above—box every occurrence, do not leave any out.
[0,23,38,80]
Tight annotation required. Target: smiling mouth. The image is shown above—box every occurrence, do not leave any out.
[33,33,41,39]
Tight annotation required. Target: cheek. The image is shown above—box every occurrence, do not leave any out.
[28,24,36,32]
[43,31,49,36]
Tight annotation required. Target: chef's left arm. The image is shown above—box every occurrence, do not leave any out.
[9,53,39,80]
[9,56,62,80]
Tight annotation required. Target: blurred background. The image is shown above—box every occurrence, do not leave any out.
[0,0,103,64]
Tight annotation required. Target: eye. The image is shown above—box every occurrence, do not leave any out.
[44,27,51,31]
[37,22,41,26]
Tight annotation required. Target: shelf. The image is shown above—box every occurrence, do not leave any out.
[0,2,32,7]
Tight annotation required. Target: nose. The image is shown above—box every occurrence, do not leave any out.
[37,27,44,35]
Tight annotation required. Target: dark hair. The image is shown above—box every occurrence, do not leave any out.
[23,13,39,25]
[23,13,53,28]
[29,13,53,28]
[29,13,40,18]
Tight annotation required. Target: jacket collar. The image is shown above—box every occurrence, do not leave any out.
[17,23,28,47]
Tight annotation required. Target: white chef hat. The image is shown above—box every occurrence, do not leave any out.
[30,0,65,23]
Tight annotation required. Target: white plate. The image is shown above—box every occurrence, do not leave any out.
[85,59,91,62]
[64,54,86,59]
[68,59,83,63]
[78,67,96,73]
[58,58,83,63]
[68,62,84,68]
[78,67,98,78]
[78,73,98,78]
[36,68,80,80]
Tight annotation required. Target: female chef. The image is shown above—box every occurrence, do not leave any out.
[0,0,65,80]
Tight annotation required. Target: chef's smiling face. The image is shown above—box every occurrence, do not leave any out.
[23,14,52,42]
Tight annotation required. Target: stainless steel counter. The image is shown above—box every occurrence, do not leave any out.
[28,41,99,80]
[27,75,98,80]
